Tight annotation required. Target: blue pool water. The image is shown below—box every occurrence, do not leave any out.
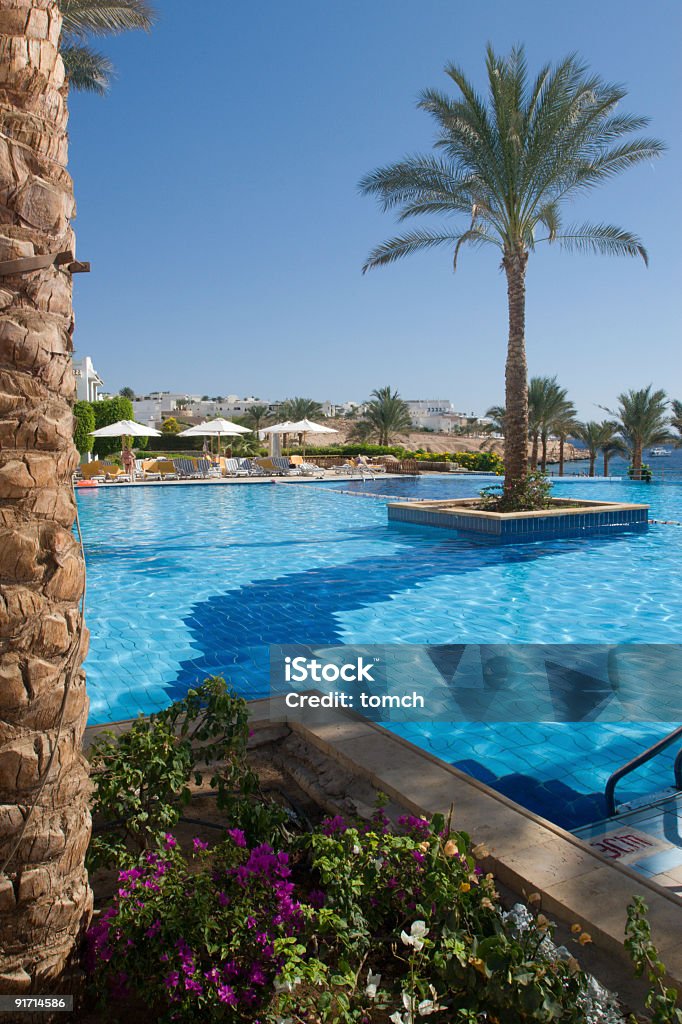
[78,477,682,830]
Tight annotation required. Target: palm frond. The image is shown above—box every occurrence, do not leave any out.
[59,0,156,39]
[60,43,113,94]
[552,223,648,264]
[362,229,482,273]
[358,155,474,214]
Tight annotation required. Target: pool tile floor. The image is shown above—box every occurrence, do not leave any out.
[574,791,682,895]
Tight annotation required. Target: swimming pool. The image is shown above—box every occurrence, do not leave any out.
[77,476,682,830]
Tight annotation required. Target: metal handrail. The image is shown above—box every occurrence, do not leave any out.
[675,746,682,791]
[604,725,682,817]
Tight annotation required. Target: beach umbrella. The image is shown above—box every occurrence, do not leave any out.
[261,421,297,456]
[89,420,162,475]
[178,417,251,456]
[89,419,162,439]
[286,418,338,457]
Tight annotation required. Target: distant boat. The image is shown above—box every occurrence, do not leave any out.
[648,447,671,457]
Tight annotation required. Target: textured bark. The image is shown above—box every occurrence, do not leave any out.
[502,251,528,495]
[529,431,538,470]
[558,437,565,477]
[588,453,596,477]
[603,452,610,477]
[540,431,548,473]
[0,0,92,994]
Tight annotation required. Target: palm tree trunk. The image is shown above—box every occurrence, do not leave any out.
[530,431,539,470]
[0,0,92,993]
[589,453,596,477]
[603,452,609,476]
[502,251,528,498]
[540,431,548,473]
[633,443,642,471]
[559,437,565,477]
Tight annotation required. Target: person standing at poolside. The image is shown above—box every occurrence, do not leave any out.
[122,445,136,479]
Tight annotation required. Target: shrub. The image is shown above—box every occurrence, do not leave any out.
[92,396,135,457]
[628,463,653,483]
[74,400,96,455]
[87,806,599,1023]
[87,678,283,870]
[480,470,553,512]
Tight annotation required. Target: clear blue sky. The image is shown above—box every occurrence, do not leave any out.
[68,0,682,418]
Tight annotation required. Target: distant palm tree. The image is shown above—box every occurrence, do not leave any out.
[605,386,671,471]
[671,399,682,445]
[574,422,602,477]
[484,405,506,435]
[551,410,580,477]
[280,397,324,422]
[119,385,136,400]
[360,45,663,507]
[60,0,156,94]
[357,387,413,446]
[528,377,573,472]
[597,423,628,477]
[242,404,271,433]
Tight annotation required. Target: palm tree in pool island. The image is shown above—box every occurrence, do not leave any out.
[360,46,664,508]
[0,0,153,992]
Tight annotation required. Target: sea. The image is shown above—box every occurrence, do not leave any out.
[554,443,682,479]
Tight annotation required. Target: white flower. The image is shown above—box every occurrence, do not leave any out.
[352,844,361,855]
[366,969,382,999]
[372,857,384,870]
[400,919,429,951]
[389,1014,407,1024]
[417,987,443,1016]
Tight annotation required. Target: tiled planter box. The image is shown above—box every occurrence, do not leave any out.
[387,497,648,541]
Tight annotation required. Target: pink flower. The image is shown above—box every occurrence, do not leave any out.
[227,828,246,847]
[193,838,209,852]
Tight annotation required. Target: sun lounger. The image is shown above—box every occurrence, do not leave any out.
[289,455,325,477]
[154,460,178,480]
[173,457,201,479]
[255,457,287,476]
[79,460,117,481]
[271,456,299,475]
[332,459,356,475]
[222,457,250,477]
[240,459,268,476]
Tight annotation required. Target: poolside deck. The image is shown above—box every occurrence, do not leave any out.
[75,471,407,487]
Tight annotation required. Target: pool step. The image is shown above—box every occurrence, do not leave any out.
[574,791,682,897]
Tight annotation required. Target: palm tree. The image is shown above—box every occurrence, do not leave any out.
[60,0,156,94]
[527,376,571,471]
[606,386,671,471]
[484,405,506,435]
[574,421,608,477]
[597,422,627,477]
[670,399,682,445]
[550,410,579,477]
[0,0,153,990]
[241,404,271,433]
[360,46,663,508]
[279,397,324,422]
[361,386,413,446]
